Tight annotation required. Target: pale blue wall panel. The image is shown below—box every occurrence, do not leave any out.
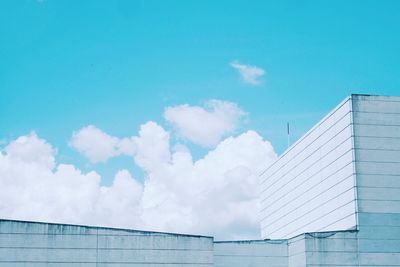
[357,227,400,242]
[352,95,400,113]
[0,233,97,248]
[359,252,400,266]
[214,241,288,267]
[305,251,358,265]
[288,235,306,267]
[97,249,213,264]
[357,213,400,227]
[97,234,211,250]
[357,239,400,253]
[357,174,400,188]
[352,95,400,267]
[0,247,97,262]
[214,241,287,256]
[0,220,214,266]
[354,136,400,150]
[356,161,400,176]
[0,264,96,267]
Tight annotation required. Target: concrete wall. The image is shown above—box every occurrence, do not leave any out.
[352,95,400,267]
[283,95,400,267]
[214,240,287,267]
[0,219,214,266]
[258,95,400,266]
[302,231,359,267]
[259,96,358,239]
[288,234,306,267]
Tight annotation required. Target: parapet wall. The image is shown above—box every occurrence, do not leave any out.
[0,219,214,266]
[214,240,288,267]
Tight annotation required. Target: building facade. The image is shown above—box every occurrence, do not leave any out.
[259,94,400,266]
[260,95,357,239]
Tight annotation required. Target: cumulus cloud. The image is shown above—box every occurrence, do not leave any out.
[70,125,136,163]
[132,121,171,172]
[230,61,265,85]
[0,125,276,240]
[1,100,278,239]
[138,129,277,239]
[5,132,56,169]
[0,133,143,229]
[164,100,246,147]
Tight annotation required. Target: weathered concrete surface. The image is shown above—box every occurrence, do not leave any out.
[352,95,400,267]
[0,219,214,266]
[214,240,287,267]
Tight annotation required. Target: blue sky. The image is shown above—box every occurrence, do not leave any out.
[1,1,400,235]
[0,0,400,239]
[2,0,400,184]
[1,0,400,182]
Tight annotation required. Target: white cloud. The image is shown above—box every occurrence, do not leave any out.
[95,170,143,227]
[138,129,277,239]
[132,121,171,172]
[230,61,265,85]
[5,132,56,169]
[0,105,277,240]
[164,100,246,147]
[0,133,143,229]
[70,125,136,163]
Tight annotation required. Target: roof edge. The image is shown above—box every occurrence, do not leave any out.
[0,218,213,239]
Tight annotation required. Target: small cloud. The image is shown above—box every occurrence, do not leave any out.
[230,61,265,85]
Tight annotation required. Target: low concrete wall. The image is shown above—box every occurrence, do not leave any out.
[0,219,214,266]
[2,219,399,267]
[289,228,400,267]
[288,234,306,267]
[302,231,359,267]
[214,240,288,267]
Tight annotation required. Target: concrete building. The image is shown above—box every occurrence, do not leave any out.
[260,95,358,239]
[257,94,400,266]
[215,94,400,267]
[1,94,399,266]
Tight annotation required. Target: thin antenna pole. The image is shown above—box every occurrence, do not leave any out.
[287,122,290,148]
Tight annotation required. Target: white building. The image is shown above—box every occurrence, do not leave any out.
[260,94,358,239]
[258,94,400,266]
